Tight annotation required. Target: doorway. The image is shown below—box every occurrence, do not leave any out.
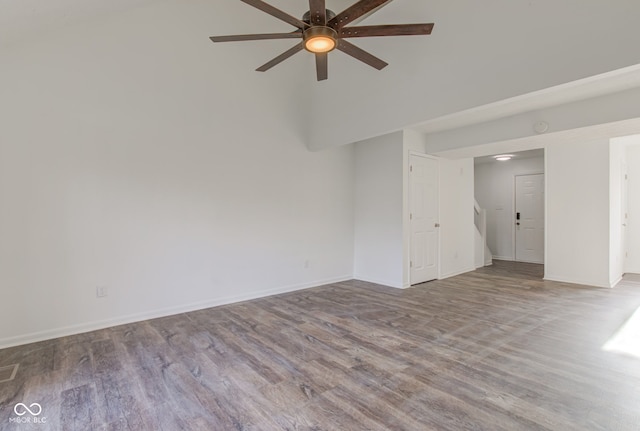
[515,173,545,264]
[474,149,545,269]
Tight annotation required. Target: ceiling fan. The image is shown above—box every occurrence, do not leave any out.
[210,0,434,81]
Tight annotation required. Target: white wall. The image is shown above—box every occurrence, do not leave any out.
[0,3,355,347]
[439,158,475,278]
[353,132,404,288]
[474,156,545,260]
[624,144,640,273]
[545,138,611,288]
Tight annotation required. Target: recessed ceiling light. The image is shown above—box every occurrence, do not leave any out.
[494,155,514,161]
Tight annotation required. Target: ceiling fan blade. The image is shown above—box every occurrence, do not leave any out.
[256,42,304,72]
[315,52,328,81]
[210,31,302,42]
[337,40,388,70]
[309,0,327,25]
[328,0,394,29]
[240,0,309,29]
[339,23,434,38]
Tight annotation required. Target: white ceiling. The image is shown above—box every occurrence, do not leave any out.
[3,0,640,152]
[0,0,371,49]
[0,0,156,48]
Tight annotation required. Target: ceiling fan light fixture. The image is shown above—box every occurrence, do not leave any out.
[303,27,337,53]
[306,36,336,53]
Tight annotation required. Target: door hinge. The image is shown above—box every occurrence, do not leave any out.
[410,165,413,173]
[410,261,413,268]
[410,213,413,220]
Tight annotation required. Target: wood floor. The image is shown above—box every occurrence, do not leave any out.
[2,261,640,430]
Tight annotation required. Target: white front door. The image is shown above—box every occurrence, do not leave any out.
[410,154,439,284]
[515,174,544,264]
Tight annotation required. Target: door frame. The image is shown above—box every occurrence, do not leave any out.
[622,161,629,273]
[513,172,545,264]
[408,151,440,286]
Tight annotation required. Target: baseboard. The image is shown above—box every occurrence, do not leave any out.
[0,274,353,349]
[543,274,612,289]
[439,266,475,280]
[492,256,514,261]
[353,275,403,289]
[493,257,543,265]
[515,259,544,264]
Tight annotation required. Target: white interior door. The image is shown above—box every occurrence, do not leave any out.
[515,174,544,264]
[410,154,439,284]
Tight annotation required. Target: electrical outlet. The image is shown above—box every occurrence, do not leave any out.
[96,286,108,298]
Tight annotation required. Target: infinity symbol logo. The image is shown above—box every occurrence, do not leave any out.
[14,403,42,416]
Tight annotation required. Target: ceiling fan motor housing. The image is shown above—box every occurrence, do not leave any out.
[302,9,336,24]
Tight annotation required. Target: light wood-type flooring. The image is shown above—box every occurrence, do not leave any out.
[1,261,640,430]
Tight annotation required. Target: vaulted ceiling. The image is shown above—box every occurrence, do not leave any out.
[3,0,640,151]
